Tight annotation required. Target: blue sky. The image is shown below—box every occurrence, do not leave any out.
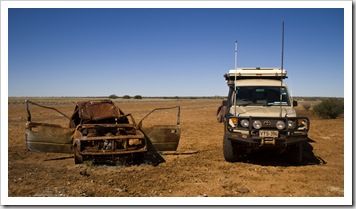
[7,6,345,97]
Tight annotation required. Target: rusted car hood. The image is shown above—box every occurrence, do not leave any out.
[75,100,119,120]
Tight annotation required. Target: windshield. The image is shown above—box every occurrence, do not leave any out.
[234,86,290,106]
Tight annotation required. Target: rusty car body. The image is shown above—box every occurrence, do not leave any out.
[25,100,181,164]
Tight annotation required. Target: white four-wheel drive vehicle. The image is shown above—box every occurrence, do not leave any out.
[217,67,310,164]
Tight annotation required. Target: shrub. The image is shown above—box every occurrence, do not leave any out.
[109,94,119,99]
[313,98,344,119]
[134,95,142,99]
[123,95,131,99]
[302,103,311,111]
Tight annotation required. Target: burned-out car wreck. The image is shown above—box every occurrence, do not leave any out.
[25,100,181,165]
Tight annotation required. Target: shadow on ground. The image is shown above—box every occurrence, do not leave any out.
[237,138,326,167]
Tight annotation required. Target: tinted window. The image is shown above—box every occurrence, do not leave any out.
[235,86,290,106]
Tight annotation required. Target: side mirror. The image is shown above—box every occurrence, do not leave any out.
[293,100,298,107]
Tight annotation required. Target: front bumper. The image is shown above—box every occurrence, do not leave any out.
[224,131,308,146]
[225,116,310,146]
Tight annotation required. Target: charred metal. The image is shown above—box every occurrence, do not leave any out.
[25,100,181,164]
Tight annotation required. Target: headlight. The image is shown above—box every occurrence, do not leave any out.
[253,120,262,129]
[230,117,238,124]
[297,119,308,129]
[276,120,285,130]
[128,138,142,146]
[229,118,238,127]
[287,120,296,129]
[240,119,249,127]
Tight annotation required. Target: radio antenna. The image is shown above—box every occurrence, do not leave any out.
[279,21,285,117]
[235,41,238,69]
[234,41,238,116]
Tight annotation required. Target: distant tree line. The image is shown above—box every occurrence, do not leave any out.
[108,94,226,100]
[108,94,142,99]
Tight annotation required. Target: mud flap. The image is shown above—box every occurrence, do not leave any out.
[25,122,75,154]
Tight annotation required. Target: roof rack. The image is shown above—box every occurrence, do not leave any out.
[225,67,287,80]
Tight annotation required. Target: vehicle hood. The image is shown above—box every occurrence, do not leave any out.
[230,106,296,117]
[75,100,119,120]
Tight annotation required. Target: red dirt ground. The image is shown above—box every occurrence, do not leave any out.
[6,98,347,206]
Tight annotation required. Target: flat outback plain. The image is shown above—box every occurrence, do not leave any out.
[7,97,345,200]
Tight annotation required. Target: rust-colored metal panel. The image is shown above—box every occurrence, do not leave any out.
[25,122,75,154]
[76,100,119,120]
[142,125,181,151]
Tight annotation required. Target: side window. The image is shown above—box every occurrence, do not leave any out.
[281,87,289,103]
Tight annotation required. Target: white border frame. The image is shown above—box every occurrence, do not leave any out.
[1,0,352,206]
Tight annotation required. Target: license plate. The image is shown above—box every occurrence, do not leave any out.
[259,130,278,138]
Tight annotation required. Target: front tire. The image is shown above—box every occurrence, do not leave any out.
[223,137,238,162]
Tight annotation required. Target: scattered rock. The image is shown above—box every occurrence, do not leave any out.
[107,179,114,185]
[197,194,208,197]
[80,190,94,197]
[79,169,90,177]
[236,187,250,194]
[113,187,127,192]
